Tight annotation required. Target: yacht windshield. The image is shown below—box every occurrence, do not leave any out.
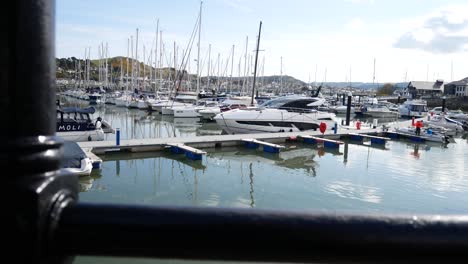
[260,96,304,108]
[410,105,427,112]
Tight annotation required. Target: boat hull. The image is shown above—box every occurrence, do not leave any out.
[214,109,337,134]
[57,129,105,142]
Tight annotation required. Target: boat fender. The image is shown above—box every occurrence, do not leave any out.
[319,122,327,134]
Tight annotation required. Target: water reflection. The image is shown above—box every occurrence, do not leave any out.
[103,151,207,171]
[79,176,94,192]
[58,95,223,140]
[214,145,320,176]
[248,162,255,208]
[325,181,383,204]
[410,144,421,159]
[78,169,102,192]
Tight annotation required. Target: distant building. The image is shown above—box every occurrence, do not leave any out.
[444,77,468,97]
[404,80,444,98]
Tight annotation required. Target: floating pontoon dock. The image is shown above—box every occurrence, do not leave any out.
[78,118,426,167]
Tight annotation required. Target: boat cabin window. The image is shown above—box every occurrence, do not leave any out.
[261,97,297,108]
[63,113,75,122]
[75,113,90,122]
[281,99,317,109]
[410,105,427,112]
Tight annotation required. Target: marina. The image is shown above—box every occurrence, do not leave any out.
[62,92,468,219]
[8,1,468,263]
[58,94,465,180]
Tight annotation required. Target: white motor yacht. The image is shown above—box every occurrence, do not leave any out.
[173,100,220,118]
[361,104,400,118]
[213,95,336,134]
[398,99,428,118]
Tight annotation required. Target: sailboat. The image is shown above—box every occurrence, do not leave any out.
[172,1,213,118]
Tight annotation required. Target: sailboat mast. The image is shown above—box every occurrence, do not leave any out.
[131,36,134,90]
[155,19,159,95]
[196,1,202,96]
[280,56,283,95]
[243,36,248,94]
[159,30,163,92]
[105,42,108,88]
[135,28,139,90]
[230,44,234,94]
[126,38,129,92]
[372,58,376,87]
[314,64,317,87]
[120,57,123,88]
[251,21,262,106]
[207,44,211,91]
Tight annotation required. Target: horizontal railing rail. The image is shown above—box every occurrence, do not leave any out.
[56,203,468,263]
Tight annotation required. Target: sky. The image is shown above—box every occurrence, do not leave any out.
[57,0,468,83]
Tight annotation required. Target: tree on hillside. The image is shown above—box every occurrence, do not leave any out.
[377,83,395,95]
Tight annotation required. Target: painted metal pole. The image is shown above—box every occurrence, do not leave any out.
[3,1,78,262]
[345,93,352,126]
[442,97,446,113]
[116,128,121,146]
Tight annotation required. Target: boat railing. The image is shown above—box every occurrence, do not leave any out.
[278,106,319,113]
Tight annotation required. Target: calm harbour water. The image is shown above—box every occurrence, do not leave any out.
[60,96,468,263]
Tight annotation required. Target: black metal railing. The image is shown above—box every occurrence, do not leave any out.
[5,1,468,263]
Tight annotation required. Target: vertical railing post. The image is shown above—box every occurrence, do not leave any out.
[2,1,78,263]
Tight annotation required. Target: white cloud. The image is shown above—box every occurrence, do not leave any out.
[393,4,468,54]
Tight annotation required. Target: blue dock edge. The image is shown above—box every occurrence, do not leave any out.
[323,141,340,148]
[169,145,204,160]
[386,132,399,139]
[245,141,260,149]
[370,138,386,144]
[350,134,363,141]
[303,138,317,144]
[303,136,341,148]
[409,136,425,142]
[263,145,281,153]
[92,161,101,169]
[185,151,203,160]
[170,146,185,154]
[243,139,283,153]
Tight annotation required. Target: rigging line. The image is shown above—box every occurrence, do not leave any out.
[220,48,233,78]
[198,46,211,77]
[171,12,200,96]
[167,13,201,107]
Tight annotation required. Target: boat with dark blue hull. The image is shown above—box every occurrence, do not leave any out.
[56,106,105,141]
